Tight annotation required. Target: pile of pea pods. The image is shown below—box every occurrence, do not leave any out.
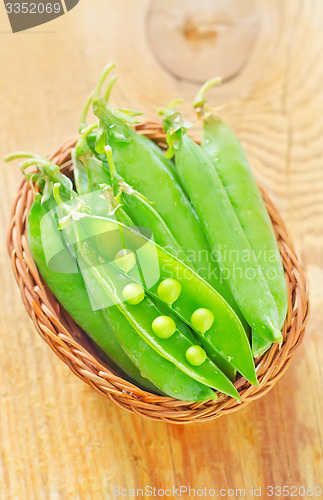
[6,63,288,402]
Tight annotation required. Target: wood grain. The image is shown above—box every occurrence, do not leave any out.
[0,0,322,498]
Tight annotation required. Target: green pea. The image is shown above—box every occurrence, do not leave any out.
[115,248,136,273]
[122,283,145,305]
[191,308,214,333]
[186,345,207,366]
[152,315,176,339]
[157,278,181,305]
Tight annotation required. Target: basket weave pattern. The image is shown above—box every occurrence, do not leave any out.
[7,124,309,423]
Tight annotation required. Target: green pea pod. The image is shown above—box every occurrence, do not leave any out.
[252,331,272,358]
[91,97,246,323]
[26,193,158,393]
[161,108,282,345]
[73,151,111,197]
[78,215,256,386]
[102,181,237,383]
[99,306,217,402]
[148,294,236,381]
[72,216,240,399]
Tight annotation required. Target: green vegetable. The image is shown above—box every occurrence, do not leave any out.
[7,64,291,402]
[160,104,282,345]
[18,158,218,401]
[104,144,192,267]
[194,79,288,356]
[101,306,217,401]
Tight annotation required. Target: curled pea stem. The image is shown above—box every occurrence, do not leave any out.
[93,62,116,101]
[53,182,79,210]
[29,175,40,193]
[4,152,41,163]
[79,91,94,133]
[4,152,56,178]
[53,182,64,206]
[20,159,42,172]
[21,158,58,176]
[194,77,222,109]
[194,77,222,121]
[158,98,183,117]
[20,159,46,173]
[82,123,98,137]
[104,75,118,102]
[168,98,184,110]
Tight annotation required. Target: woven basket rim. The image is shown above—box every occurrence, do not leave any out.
[7,122,310,423]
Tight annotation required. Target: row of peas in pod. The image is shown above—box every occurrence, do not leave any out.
[6,62,287,401]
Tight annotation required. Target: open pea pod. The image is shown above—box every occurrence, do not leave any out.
[75,246,216,402]
[72,135,237,381]
[71,216,240,399]
[78,215,257,386]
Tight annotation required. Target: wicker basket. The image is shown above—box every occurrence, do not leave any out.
[7,123,309,424]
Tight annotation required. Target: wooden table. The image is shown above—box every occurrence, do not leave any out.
[0,1,322,498]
